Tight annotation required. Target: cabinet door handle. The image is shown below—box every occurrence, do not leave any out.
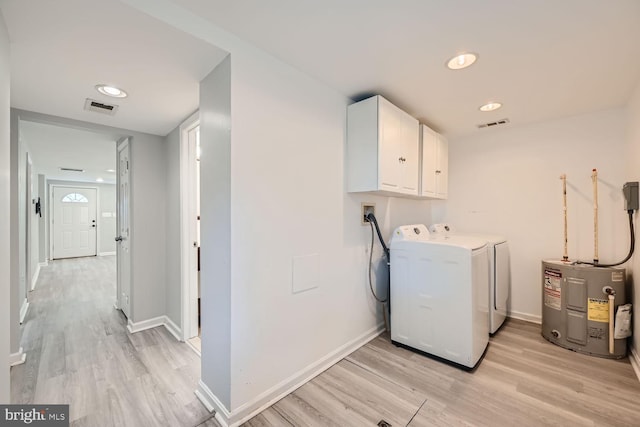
[435,170,441,174]
[398,157,406,163]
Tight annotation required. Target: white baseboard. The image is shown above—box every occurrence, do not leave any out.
[629,345,640,383]
[9,347,26,367]
[195,323,385,427]
[127,315,183,342]
[98,251,116,257]
[19,299,30,324]
[196,381,230,427]
[31,264,41,291]
[164,316,183,341]
[508,310,542,324]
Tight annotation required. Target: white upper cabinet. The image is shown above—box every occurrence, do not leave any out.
[420,124,448,199]
[347,96,419,196]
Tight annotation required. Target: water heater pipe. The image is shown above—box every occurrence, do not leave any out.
[592,169,599,264]
[608,293,615,354]
[561,174,569,262]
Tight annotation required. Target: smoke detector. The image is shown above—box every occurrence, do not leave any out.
[84,98,118,115]
[477,118,510,129]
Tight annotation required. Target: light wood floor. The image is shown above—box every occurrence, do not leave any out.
[12,256,640,426]
[241,320,640,427]
[10,256,214,427]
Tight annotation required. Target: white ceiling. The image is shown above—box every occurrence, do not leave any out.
[0,0,228,136]
[20,121,118,184]
[169,0,640,137]
[2,0,640,141]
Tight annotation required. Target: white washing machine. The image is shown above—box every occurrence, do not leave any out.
[390,224,490,369]
[429,224,510,334]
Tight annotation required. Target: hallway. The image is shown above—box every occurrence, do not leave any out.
[10,256,214,426]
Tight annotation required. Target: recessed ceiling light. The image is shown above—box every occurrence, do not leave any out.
[96,177,104,183]
[479,102,502,112]
[95,84,127,98]
[105,169,115,173]
[446,53,478,70]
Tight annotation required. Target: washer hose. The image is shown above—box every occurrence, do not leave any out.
[575,210,635,267]
[366,212,390,331]
[366,213,390,261]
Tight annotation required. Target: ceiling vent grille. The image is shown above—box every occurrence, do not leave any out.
[84,98,119,115]
[59,167,85,172]
[477,118,510,129]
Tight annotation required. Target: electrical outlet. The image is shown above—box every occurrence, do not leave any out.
[361,203,376,225]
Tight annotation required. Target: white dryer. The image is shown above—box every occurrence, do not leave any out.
[429,224,510,334]
[390,224,489,369]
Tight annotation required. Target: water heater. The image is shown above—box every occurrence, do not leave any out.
[541,260,627,358]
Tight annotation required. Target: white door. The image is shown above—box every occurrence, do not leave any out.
[52,187,97,259]
[116,139,131,318]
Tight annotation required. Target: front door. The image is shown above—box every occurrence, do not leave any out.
[116,138,131,318]
[52,186,97,259]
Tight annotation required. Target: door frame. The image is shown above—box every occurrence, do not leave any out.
[49,184,100,260]
[115,137,131,314]
[180,111,200,341]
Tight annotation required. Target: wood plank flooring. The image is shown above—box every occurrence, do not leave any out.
[10,256,215,427]
[244,320,640,427]
[12,256,640,426]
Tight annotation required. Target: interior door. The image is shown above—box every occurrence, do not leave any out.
[116,138,131,318]
[52,186,97,259]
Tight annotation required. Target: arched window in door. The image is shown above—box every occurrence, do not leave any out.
[61,193,88,203]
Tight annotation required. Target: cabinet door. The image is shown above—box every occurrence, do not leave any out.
[420,125,438,197]
[378,99,404,192]
[398,112,419,194]
[435,134,448,198]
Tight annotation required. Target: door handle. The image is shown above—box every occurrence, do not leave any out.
[115,236,123,242]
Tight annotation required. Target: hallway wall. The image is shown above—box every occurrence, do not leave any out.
[163,125,181,328]
[9,110,168,337]
[0,10,11,403]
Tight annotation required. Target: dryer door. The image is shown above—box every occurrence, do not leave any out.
[494,242,510,315]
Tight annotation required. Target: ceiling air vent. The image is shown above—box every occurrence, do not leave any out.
[84,98,119,115]
[59,167,85,172]
[477,118,510,129]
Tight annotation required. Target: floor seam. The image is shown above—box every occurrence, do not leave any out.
[405,398,427,427]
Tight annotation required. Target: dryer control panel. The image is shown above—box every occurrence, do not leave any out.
[391,224,430,242]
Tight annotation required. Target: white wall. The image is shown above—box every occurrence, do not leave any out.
[46,180,117,256]
[625,81,640,356]
[163,126,181,327]
[9,110,23,354]
[433,109,628,321]
[129,127,167,322]
[0,9,11,403]
[196,43,433,421]
[200,55,232,409]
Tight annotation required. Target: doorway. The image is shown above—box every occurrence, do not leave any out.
[180,112,201,350]
[116,138,131,318]
[51,186,98,259]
